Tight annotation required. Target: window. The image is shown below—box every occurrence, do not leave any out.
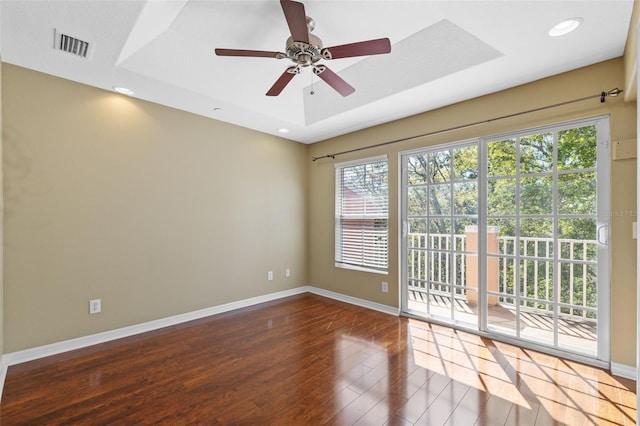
[335,155,388,273]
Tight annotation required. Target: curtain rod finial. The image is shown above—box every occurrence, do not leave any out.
[608,88,623,97]
[601,88,623,103]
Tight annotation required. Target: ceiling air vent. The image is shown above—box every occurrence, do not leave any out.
[53,29,91,59]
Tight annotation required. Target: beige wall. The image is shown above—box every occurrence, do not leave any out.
[623,0,639,103]
[0,56,4,360]
[2,64,308,352]
[308,58,638,366]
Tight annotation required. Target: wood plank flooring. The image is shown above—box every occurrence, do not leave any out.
[0,293,635,425]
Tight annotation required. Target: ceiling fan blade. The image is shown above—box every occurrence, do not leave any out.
[314,66,355,97]
[280,0,309,44]
[215,49,282,58]
[266,66,300,96]
[322,38,391,60]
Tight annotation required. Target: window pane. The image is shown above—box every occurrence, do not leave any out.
[520,259,554,301]
[454,218,477,247]
[519,218,554,256]
[454,181,477,215]
[488,219,516,255]
[453,145,478,180]
[408,186,427,216]
[520,176,553,214]
[520,133,553,174]
[558,172,596,215]
[429,184,451,215]
[488,178,516,215]
[409,218,426,234]
[408,155,428,185]
[429,218,452,235]
[558,218,597,261]
[487,139,516,177]
[558,125,596,171]
[558,218,596,240]
[429,151,452,183]
[520,218,554,239]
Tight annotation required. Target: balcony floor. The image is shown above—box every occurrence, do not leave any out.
[408,289,597,355]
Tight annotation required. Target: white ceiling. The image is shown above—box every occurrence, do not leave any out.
[0,0,634,144]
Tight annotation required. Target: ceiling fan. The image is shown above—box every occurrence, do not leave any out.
[214,0,391,97]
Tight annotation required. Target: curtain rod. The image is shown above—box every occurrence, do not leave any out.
[311,88,624,162]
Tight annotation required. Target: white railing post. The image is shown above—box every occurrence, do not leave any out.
[569,241,575,308]
[534,242,539,302]
[545,240,551,304]
[583,243,588,317]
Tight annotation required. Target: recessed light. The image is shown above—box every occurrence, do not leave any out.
[548,18,582,37]
[278,128,290,133]
[113,86,134,96]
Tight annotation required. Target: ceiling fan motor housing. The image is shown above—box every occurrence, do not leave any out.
[285,33,323,66]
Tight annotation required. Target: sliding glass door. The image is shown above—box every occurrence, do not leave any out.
[403,142,480,326]
[400,117,610,362]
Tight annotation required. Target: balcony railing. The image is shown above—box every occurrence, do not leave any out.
[407,232,598,321]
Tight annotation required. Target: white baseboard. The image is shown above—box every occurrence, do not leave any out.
[0,286,397,395]
[610,362,637,381]
[2,286,397,368]
[307,287,399,316]
[0,286,318,401]
[3,287,312,368]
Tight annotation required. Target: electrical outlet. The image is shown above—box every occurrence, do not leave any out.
[285,268,291,277]
[89,299,101,315]
[381,282,388,293]
[268,271,274,281]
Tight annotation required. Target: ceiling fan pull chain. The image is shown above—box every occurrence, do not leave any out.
[310,70,315,95]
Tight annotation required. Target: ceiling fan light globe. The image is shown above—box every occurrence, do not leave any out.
[306,16,315,32]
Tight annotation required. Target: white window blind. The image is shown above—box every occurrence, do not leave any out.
[335,156,388,272]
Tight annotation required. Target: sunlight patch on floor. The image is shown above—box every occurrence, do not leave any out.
[408,321,532,409]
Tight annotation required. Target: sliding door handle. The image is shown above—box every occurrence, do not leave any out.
[597,225,609,245]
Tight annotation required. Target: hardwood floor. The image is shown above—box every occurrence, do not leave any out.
[0,293,635,425]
